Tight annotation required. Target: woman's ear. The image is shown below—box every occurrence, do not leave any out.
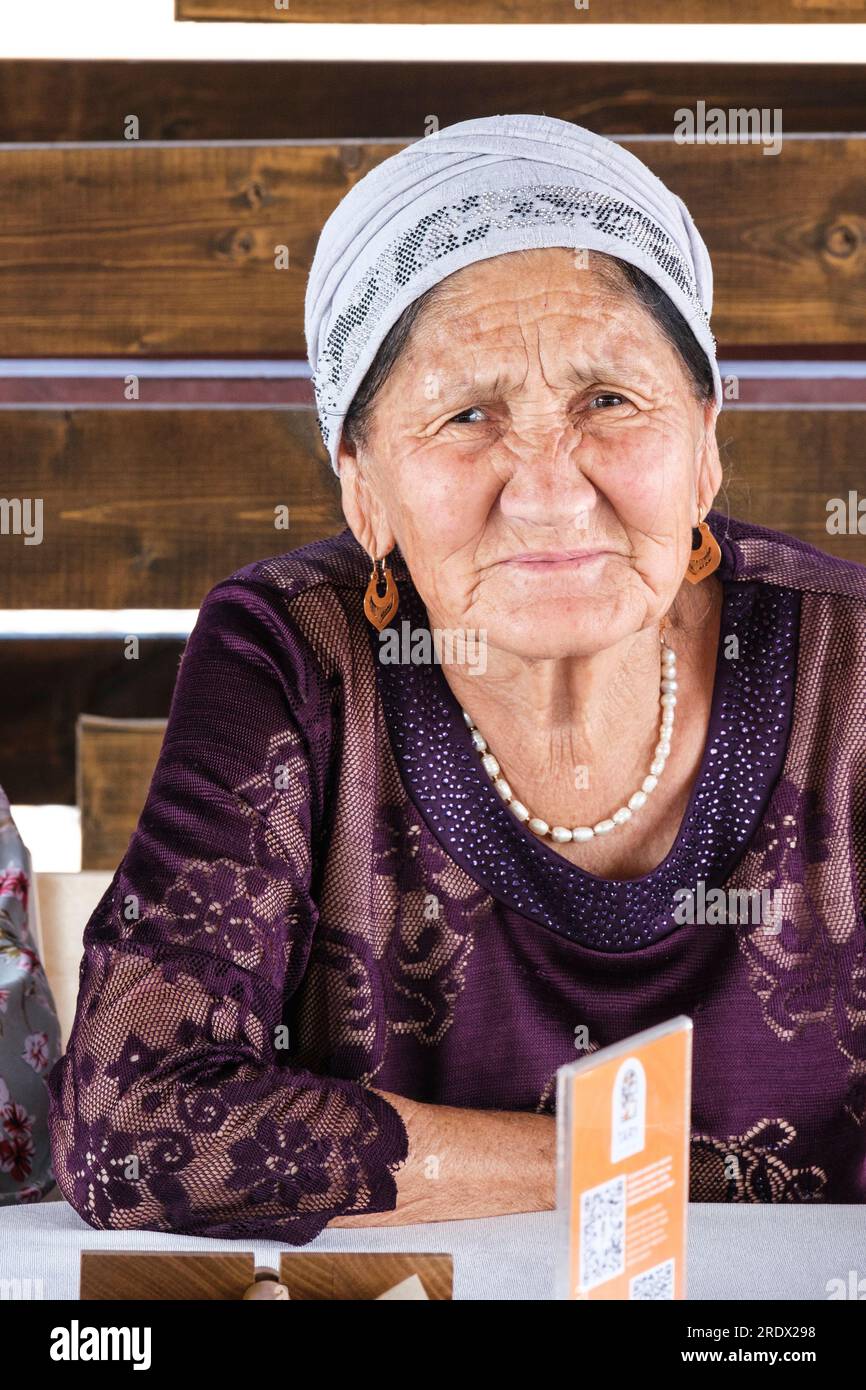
[336,433,394,560]
[695,400,723,513]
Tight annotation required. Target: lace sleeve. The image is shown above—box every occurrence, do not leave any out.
[46,577,409,1244]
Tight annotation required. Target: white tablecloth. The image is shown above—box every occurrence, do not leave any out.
[2,1200,865,1299]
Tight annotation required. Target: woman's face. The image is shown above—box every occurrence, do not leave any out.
[338,247,722,659]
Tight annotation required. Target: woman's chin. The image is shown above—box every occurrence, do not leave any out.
[476,577,637,642]
[480,609,636,661]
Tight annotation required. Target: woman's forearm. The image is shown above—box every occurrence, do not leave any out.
[327,1088,556,1229]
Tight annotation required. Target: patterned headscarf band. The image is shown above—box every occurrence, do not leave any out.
[305,114,723,475]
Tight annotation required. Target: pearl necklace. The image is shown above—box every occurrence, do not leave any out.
[462,630,677,844]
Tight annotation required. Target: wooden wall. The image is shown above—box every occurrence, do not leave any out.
[0,138,864,358]
[2,62,863,141]
[0,60,863,860]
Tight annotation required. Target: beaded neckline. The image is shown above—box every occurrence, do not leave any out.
[370,511,800,953]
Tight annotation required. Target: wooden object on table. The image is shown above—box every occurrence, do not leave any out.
[278,1252,452,1300]
[242,1268,290,1299]
[79,1251,453,1299]
[375,1273,430,1300]
[80,1251,258,1300]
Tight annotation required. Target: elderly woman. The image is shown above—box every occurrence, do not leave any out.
[48,115,866,1242]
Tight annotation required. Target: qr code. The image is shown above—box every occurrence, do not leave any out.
[579,1175,626,1291]
[630,1257,675,1300]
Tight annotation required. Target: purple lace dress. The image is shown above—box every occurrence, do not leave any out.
[47,510,866,1243]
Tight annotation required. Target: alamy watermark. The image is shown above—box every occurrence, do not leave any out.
[674,102,783,157]
[673,879,780,931]
[0,497,42,545]
[0,1277,45,1298]
[377,620,487,675]
[826,491,866,535]
[50,1321,151,1369]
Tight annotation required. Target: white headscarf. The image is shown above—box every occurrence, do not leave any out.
[305,114,722,474]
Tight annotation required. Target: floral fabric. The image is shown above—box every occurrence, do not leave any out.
[1,789,62,1203]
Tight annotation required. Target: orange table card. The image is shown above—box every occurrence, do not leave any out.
[555,1015,692,1300]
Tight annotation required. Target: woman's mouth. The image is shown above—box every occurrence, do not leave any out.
[505,550,611,569]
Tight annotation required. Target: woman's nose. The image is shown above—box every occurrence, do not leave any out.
[496,427,598,528]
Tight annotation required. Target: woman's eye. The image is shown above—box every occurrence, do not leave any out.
[448,406,486,424]
[589,392,628,410]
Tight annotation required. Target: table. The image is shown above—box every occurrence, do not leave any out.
[2,1200,864,1300]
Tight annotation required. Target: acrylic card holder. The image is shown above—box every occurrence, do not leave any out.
[555,1015,692,1300]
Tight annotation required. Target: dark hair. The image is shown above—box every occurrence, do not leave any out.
[341,253,715,452]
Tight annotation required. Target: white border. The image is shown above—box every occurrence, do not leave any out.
[2,2,866,62]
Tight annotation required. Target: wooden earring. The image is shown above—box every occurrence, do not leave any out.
[363,553,399,630]
[685,508,722,585]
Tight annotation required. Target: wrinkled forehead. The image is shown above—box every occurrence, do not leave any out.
[390,250,672,386]
[421,246,626,313]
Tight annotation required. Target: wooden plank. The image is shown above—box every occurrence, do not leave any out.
[278,1252,452,1300]
[0,139,863,357]
[81,1251,257,1300]
[0,408,342,608]
[79,1250,451,1299]
[77,715,168,870]
[0,142,382,357]
[0,407,863,616]
[2,61,863,141]
[0,638,183,804]
[176,0,866,22]
[720,409,866,559]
